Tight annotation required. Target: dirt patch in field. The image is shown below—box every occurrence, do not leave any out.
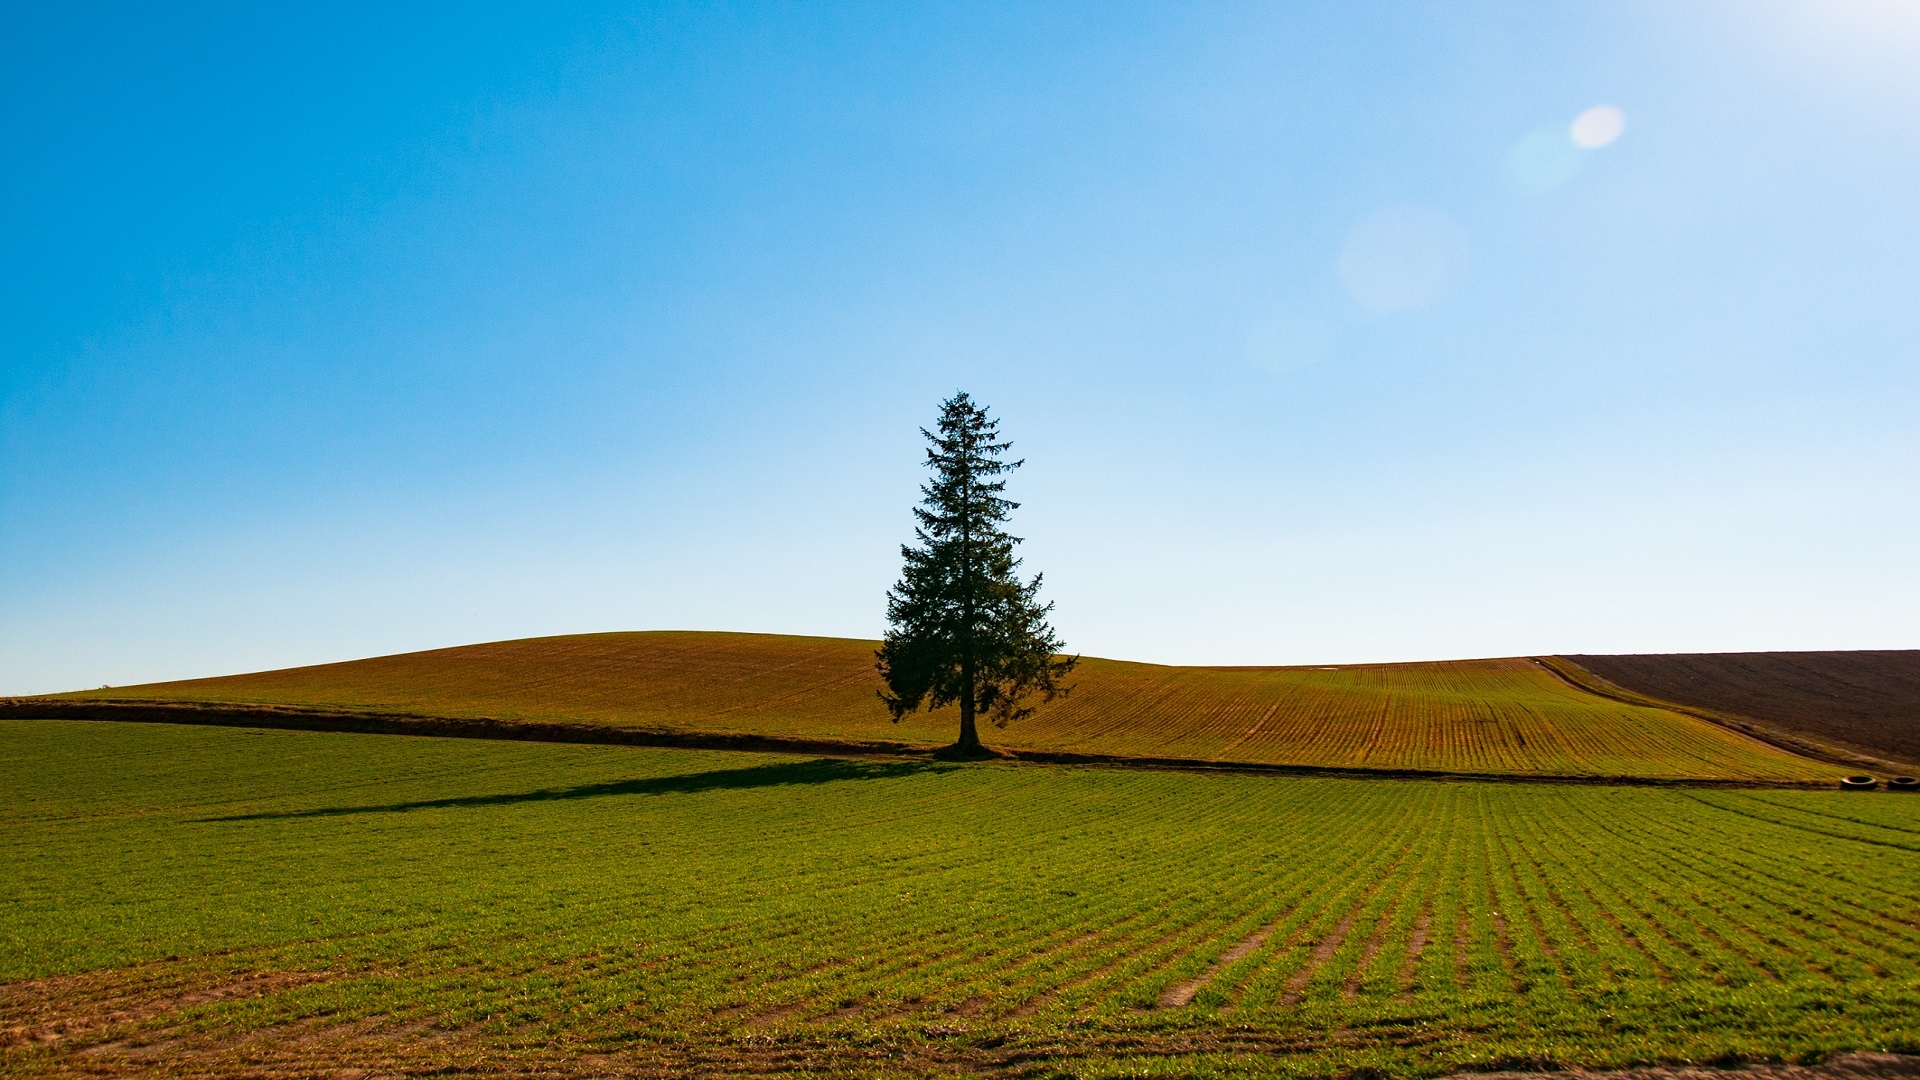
[1457,1051,1920,1080]
[15,1000,1917,1080]
[1343,899,1400,999]
[10,1018,1331,1079]
[1279,911,1359,1007]
[1156,911,1289,1009]
[0,966,335,1049]
[1560,652,1920,768]
[1007,919,1194,1019]
[5,1015,542,1080]
[1397,903,1433,1000]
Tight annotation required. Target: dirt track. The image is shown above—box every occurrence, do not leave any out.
[1458,1053,1920,1080]
[1563,651,1920,767]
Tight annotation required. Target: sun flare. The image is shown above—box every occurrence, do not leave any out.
[1570,104,1626,149]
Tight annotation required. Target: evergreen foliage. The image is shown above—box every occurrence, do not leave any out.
[877,392,1076,754]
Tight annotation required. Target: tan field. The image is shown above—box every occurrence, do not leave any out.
[45,631,1842,781]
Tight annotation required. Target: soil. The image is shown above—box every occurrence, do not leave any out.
[1457,1052,1920,1080]
[10,942,1915,1079]
[1563,652,1920,769]
[1156,915,1286,1009]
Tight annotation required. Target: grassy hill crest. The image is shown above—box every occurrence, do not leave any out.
[36,630,1842,782]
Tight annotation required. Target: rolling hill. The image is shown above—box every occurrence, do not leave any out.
[20,631,1842,782]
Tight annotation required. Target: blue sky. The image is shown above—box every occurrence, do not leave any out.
[4,2,1918,694]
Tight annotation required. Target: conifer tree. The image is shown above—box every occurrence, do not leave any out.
[877,392,1076,756]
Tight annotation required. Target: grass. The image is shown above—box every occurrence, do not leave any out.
[3,719,1916,1078]
[48,630,1843,781]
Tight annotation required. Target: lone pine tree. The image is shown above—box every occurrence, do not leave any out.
[877,392,1076,756]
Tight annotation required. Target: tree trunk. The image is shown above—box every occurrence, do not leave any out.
[956,679,980,752]
[957,462,979,755]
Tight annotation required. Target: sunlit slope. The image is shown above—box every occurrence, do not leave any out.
[61,631,1838,780]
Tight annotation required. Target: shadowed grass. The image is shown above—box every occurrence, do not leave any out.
[202,757,951,821]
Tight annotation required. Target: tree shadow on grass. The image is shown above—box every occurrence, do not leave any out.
[200,757,954,822]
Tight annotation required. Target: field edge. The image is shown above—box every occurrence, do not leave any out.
[0,697,1852,790]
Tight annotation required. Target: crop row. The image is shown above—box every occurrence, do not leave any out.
[1,721,1910,1078]
[1012,657,1831,780]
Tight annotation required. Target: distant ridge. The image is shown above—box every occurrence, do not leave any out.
[1,631,1840,782]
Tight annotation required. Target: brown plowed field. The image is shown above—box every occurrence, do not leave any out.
[1563,651,1920,768]
[19,631,1841,781]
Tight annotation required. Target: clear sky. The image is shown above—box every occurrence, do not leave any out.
[4,2,1918,694]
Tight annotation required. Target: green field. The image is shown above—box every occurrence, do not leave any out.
[4,719,1915,1078]
[47,631,1843,781]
